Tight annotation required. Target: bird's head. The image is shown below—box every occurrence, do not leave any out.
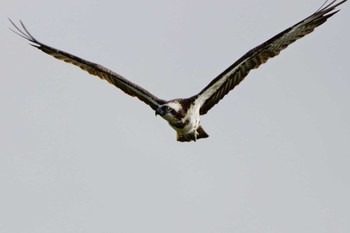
[155,101,185,121]
[155,105,172,117]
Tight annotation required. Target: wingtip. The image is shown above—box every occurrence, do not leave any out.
[8,19,41,47]
[317,0,347,13]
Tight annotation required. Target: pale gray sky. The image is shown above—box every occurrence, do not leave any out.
[1,0,350,232]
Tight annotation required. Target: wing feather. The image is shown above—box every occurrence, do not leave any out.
[197,0,346,115]
[9,19,165,111]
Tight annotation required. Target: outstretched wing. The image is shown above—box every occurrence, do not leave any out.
[9,19,165,111]
[196,0,346,115]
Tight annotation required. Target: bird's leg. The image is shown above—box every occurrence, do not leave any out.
[193,131,198,142]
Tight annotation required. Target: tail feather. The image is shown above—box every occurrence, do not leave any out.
[197,125,209,139]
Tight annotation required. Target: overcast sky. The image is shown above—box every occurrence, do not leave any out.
[1,0,350,232]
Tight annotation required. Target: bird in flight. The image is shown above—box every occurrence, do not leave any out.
[10,0,346,142]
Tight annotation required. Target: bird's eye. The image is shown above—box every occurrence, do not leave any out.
[162,106,171,112]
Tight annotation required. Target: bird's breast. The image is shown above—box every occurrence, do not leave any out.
[169,115,200,135]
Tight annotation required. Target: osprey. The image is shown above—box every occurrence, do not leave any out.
[9,0,346,142]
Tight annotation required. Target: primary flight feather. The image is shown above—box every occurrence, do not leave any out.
[10,0,347,142]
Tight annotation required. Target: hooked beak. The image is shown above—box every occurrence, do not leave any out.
[155,107,165,117]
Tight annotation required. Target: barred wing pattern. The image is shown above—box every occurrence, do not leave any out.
[9,20,165,111]
[198,0,346,115]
